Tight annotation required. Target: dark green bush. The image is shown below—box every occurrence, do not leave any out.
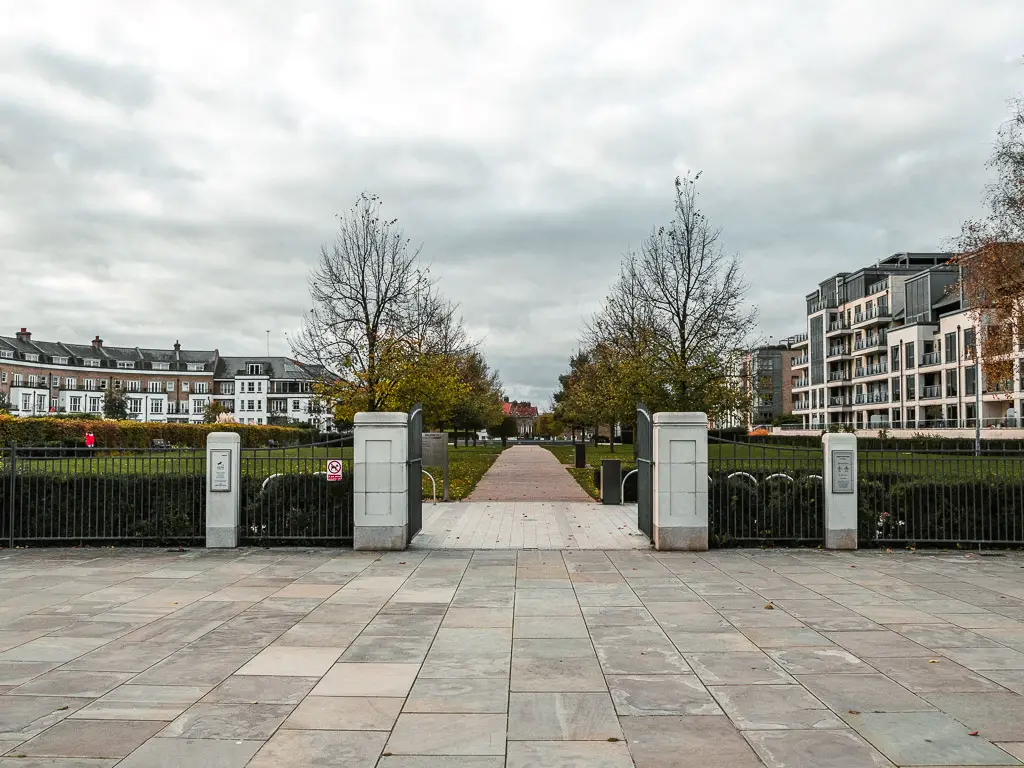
[241,473,353,545]
[708,470,824,547]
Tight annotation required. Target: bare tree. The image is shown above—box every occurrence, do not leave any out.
[583,173,757,422]
[292,193,443,413]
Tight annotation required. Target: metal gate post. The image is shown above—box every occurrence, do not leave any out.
[7,444,15,549]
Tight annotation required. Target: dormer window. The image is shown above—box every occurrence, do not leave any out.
[52,356,68,365]
[247,363,263,375]
[117,360,136,369]
[187,363,205,372]
[84,358,101,367]
[24,353,39,362]
[0,350,12,359]
[152,362,170,371]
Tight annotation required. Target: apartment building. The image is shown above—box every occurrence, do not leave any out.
[790,253,1022,432]
[740,344,795,426]
[0,329,332,429]
[212,357,332,430]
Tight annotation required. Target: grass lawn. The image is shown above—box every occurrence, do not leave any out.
[543,444,637,500]
[423,444,504,501]
[2,443,505,502]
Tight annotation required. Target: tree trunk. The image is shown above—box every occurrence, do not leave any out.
[609,424,615,452]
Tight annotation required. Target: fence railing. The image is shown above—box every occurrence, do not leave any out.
[1,438,354,547]
[1,445,206,546]
[860,442,1024,546]
[708,437,824,546]
[240,441,353,545]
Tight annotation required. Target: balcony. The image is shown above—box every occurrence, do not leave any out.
[788,333,809,347]
[921,385,943,399]
[854,335,887,352]
[828,371,850,383]
[827,346,851,359]
[808,297,837,314]
[826,320,852,336]
[866,278,889,295]
[793,378,809,389]
[855,392,889,405]
[791,355,809,367]
[854,363,888,378]
[793,401,809,411]
[852,305,891,328]
[828,396,853,408]
[920,351,942,367]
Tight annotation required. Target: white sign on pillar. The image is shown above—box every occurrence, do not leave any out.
[353,411,409,551]
[822,432,858,550]
[651,412,708,551]
[206,432,241,548]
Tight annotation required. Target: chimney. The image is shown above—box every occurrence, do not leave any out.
[173,341,181,361]
[15,328,30,342]
[91,335,103,350]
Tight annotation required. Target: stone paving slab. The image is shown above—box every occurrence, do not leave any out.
[0,548,1023,766]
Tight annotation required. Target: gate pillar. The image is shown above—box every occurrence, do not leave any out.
[652,412,708,551]
[206,431,241,548]
[822,432,858,550]
[353,412,409,551]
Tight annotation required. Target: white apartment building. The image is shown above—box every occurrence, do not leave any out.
[790,254,1022,433]
[212,356,333,430]
[0,330,333,429]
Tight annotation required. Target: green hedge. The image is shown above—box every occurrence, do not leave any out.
[0,415,314,449]
[1,473,206,544]
[858,476,1024,546]
[708,471,824,547]
[0,471,355,546]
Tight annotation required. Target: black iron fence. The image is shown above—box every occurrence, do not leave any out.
[1,445,206,546]
[1,439,354,547]
[859,441,1024,547]
[240,440,353,545]
[708,437,824,547]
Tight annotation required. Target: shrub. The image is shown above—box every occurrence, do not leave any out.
[1,473,206,545]
[0,415,314,449]
[241,473,353,544]
[708,470,824,547]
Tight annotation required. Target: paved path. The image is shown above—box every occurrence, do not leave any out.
[1,548,1024,766]
[413,502,648,549]
[467,445,593,502]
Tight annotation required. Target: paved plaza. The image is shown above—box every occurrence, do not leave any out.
[1,547,1024,767]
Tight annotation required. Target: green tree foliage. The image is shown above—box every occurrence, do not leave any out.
[534,412,565,438]
[0,392,10,415]
[203,399,230,424]
[495,415,519,447]
[103,388,129,420]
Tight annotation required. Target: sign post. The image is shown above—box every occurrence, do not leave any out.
[822,432,858,549]
[326,458,343,482]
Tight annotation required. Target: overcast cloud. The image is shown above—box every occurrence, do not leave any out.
[1,1,1021,404]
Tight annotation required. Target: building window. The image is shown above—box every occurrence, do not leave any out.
[964,328,976,357]
[257,417,263,424]
[247,363,262,375]
[24,353,39,362]
[127,380,140,392]
[194,382,209,394]
[70,396,82,412]
[891,377,900,401]
[148,381,162,393]
[152,362,170,371]
[181,382,189,392]
[220,382,234,395]
[151,399,163,414]
[129,398,142,414]
[52,356,68,365]
[28,375,37,387]
[21,394,31,410]
[64,377,76,389]
[89,397,102,412]
[117,360,136,369]
[905,342,915,369]
[166,382,175,393]
[49,397,57,410]
[905,375,916,400]
[945,332,957,363]
[890,346,899,372]
[187,363,205,372]
[946,369,958,397]
[100,379,108,389]
[0,372,6,383]
[84,358,100,367]
[248,400,255,411]
[13,373,23,386]
[84,379,97,390]
[965,367,977,396]
[247,381,255,393]
[0,350,12,359]
[292,399,300,410]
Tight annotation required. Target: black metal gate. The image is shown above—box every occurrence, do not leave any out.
[407,403,423,540]
[636,402,653,539]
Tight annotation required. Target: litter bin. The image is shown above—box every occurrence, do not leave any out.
[574,442,586,469]
[601,459,621,505]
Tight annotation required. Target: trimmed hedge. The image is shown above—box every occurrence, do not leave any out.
[858,476,1024,546]
[0,471,355,546]
[708,471,824,547]
[0,415,314,449]
[1,473,206,544]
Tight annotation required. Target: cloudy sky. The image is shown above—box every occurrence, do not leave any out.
[2,1,1021,404]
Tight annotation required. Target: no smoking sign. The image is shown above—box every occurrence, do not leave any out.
[326,459,344,482]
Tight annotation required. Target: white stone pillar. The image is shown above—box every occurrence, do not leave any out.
[652,412,708,551]
[206,431,241,548]
[353,411,409,551]
[822,432,858,549]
